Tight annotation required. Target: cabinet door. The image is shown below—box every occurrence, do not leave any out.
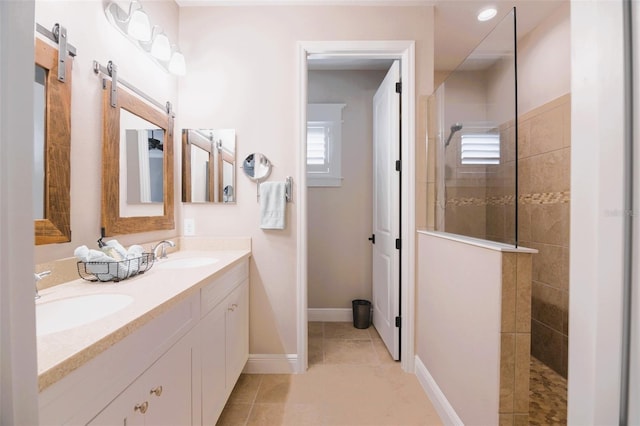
[225,280,249,387]
[201,301,227,425]
[143,332,194,426]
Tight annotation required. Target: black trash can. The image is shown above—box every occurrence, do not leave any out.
[352,299,372,329]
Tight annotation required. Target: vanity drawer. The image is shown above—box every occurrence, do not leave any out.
[39,294,199,425]
[200,259,248,315]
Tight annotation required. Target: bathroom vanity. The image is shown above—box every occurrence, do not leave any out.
[37,249,250,425]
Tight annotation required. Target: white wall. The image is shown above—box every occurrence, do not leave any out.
[34,0,180,264]
[416,232,502,425]
[307,69,385,309]
[178,5,433,355]
[569,0,626,423]
[0,1,39,423]
[518,2,571,115]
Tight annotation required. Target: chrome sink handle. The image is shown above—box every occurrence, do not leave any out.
[35,270,51,299]
[152,240,175,260]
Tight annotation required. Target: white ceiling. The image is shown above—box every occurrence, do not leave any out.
[433,0,567,72]
[174,0,568,72]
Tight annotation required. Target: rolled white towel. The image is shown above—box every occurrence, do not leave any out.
[123,244,146,277]
[106,240,128,260]
[126,244,144,258]
[74,245,121,281]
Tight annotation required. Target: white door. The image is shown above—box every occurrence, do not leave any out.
[371,60,400,360]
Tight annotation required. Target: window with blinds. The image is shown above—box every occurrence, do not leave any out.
[306,123,331,171]
[306,103,345,187]
[460,134,501,165]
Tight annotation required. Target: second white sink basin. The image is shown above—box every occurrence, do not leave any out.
[156,257,219,269]
[36,294,134,336]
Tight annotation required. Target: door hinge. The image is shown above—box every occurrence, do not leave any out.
[395,82,402,94]
[395,316,402,327]
[368,234,375,244]
[395,239,401,250]
[395,160,401,172]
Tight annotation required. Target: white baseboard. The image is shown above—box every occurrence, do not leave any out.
[307,308,352,322]
[243,354,298,374]
[414,355,463,426]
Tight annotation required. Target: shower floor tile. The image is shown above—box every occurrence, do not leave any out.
[529,356,567,425]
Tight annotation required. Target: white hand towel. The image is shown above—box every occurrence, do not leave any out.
[260,182,286,230]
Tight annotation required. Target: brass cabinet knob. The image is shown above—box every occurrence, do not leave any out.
[134,401,149,414]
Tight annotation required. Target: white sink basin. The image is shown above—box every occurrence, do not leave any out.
[36,294,134,336]
[156,257,219,269]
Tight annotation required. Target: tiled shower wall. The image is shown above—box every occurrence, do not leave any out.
[518,94,571,378]
[424,93,571,378]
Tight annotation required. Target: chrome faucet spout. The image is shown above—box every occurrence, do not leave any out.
[152,240,176,260]
[35,270,51,299]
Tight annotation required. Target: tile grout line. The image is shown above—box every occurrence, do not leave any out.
[243,375,263,426]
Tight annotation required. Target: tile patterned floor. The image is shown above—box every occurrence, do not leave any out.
[216,322,443,426]
[529,356,567,425]
[217,323,568,425]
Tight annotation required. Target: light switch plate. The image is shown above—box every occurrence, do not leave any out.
[184,218,195,236]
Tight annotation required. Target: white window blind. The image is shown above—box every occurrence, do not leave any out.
[306,104,345,187]
[460,134,500,165]
[307,123,330,170]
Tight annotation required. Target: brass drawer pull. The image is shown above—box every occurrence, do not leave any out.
[134,401,149,414]
[150,386,163,397]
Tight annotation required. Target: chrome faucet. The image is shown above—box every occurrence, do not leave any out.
[34,270,51,299]
[152,240,175,260]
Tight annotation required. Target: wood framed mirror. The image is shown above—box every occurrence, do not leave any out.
[101,79,174,236]
[182,129,236,203]
[34,37,72,245]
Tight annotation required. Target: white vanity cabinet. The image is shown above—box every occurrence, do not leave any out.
[38,256,250,426]
[200,261,249,425]
[88,327,196,426]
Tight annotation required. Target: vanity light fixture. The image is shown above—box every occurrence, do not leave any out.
[477,7,498,22]
[127,3,151,41]
[104,1,186,76]
[149,27,171,61]
[168,47,186,76]
[105,1,150,41]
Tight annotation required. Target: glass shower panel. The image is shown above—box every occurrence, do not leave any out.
[433,8,518,245]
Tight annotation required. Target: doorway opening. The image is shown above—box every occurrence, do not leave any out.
[296,41,416,374]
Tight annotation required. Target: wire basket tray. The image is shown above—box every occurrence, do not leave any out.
[77,253,155,282]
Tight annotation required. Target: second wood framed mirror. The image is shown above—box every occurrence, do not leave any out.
[34,36,73,245]
[101,78,174,236]
[182,129,236,203]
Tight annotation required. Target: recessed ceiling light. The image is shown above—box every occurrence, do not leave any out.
[477,7,497,22]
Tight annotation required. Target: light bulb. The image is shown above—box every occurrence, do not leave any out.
[151,33,171,61]
[169,51,186,75]
[127,9,151,41]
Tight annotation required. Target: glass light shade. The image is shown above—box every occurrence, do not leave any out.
[169,51,186,75]
[127,9,151,41]
[150,33,171,61]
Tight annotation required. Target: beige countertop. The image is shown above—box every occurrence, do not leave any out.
[36,249,251,392]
